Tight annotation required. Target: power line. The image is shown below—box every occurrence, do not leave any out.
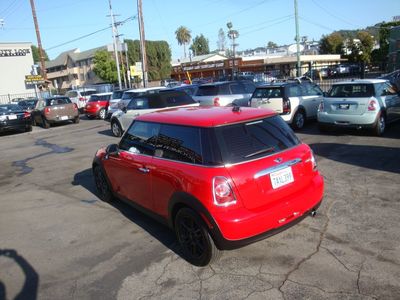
[241,15,294,36]
[298,16,336,33]
[0,0,20,16]
[310,0,361,28]
[45,16,135,51]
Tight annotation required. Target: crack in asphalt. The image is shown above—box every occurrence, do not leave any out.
[321,246,356,273]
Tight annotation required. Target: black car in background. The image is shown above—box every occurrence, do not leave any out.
[0,104,32,133]
[17,99,39,111]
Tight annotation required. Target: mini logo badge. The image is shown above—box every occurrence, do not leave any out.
[274,157,282,163]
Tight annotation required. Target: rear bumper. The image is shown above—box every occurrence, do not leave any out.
[0,122,30,132]
[210,174,324,250]
[84,107,101,117]
[317,111,377,127]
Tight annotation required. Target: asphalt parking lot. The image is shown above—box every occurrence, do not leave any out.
[1,117,399,300]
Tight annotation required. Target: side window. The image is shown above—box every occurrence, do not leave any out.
[148,97,165,109]
[156,124,203,164]
[119,121,160,155]
[127,98,149,110]
[302,84,323,96]
[229,83,245,94]
[382,83,397,96]
[67,91,78,98]
[287,85,302,97]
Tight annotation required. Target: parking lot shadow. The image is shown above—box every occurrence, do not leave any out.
[72,168,179,256]
[0,249,39,300]
[310,143,400,174]
[97,129,115,137]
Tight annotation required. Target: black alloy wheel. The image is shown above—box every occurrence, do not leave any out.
[93,166,113,202]
[174,208,221,266]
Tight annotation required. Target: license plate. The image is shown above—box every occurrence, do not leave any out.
[8,114,17,120]
[270,167,294,189]
[60,116,68,120]
[338,104,350,110]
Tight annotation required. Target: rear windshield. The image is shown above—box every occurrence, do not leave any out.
[0,104,22,113]
[213,116,300,164]
[327,84,375,98]
[80,90,97,96]
[89,94,111,102]
[46,98,71,106]
[252,87,282,98]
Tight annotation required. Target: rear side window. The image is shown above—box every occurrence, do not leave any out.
[214,116,300,164]
[287,85,302,97]
[112,91,124,99]
[156,124,202,164]
[119,121,160,155]
[253,87,282,98]
[230,82,255,94]
[162,92,196,107]
[327,84,375,98]
[66,91,78,98]
[302,84,323,96]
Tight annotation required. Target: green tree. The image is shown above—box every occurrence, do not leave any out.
[190,34,210,56]
[319,32,344,54]
[267,41,278,48]
[31,45,49,62]
[371,21,400,67]
[345,31,374,64]
[93,50,118,83]
[125,39,171,81]
[175,26,191,58]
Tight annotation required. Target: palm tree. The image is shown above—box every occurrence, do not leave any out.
[175,26,191,58]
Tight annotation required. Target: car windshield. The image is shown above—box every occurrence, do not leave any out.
[0,104,23,113]
[252,87,282,98]
[327,84,374,98]
[213,115,300,164]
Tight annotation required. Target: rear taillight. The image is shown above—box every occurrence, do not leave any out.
[368,99,377,111]
[318,101,324,112]
[213,97,220,106]
[79,97,86,101]
[306,150,318,171]
[23,111,31,119]
[213,176,236,207]
[73,104,78,110]
[282,97,291,114]
[44,107,50,114]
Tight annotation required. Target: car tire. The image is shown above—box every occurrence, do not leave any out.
[111,120,123,137]
[93,166,114,202]
[292,110,306,130]
[372,112,386,136]
[86,115,95,119]
[98,108,106,120]
[174,207,221,266]
[42,117,50,129]
[73,116,80,124]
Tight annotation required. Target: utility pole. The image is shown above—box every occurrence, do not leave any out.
[108,0,122,90]
[29,0,47,80]
[294,0,301,77]
[137,0,148,87]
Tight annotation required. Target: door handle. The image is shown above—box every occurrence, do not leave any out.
[138,167,150,174]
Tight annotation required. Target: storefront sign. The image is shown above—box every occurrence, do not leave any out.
[25,75,45,85]
[182,62,224,71]
[0,48,31,57]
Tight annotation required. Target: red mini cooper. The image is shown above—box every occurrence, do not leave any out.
[84,92,112,119]
[93,106,324,266]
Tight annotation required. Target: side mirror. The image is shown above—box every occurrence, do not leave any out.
[122,106,127,113]
[105,144,119,158]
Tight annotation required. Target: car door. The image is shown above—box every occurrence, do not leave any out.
[120,97,154,130]
[103,121,160,210]
[380,82,400,122]
[300,83,323,118]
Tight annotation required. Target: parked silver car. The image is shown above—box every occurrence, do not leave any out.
[192,81,255,106]
[317,79,400,136]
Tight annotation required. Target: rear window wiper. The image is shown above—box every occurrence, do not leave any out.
[244,147,275,158]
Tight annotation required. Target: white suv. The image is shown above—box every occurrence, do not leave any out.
[65,88,97,111]
[249,80,324,129]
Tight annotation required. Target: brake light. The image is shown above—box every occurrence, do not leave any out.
[283,97,291,114]
[73,103,78,110]
[310,151,317,171]
[213,176,236,207]
[44,107,50,115]
[368,99,377,111]
[318,101,324,112]
[79,97,86,101]
[213,97,220,106]
[23,111,31,119]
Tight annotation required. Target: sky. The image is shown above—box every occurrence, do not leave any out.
[0,0,399,61]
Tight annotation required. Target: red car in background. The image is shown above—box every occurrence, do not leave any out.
[84,92,113,119]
